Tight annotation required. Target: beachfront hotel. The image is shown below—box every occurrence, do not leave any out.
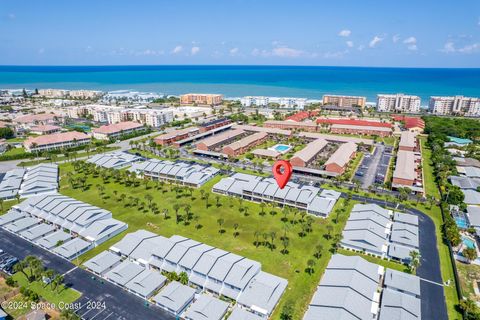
[429,96,480,117]
[240,96,307,109]
[376,93,421,113]
[322,94,366,108]
[180,93,223,105]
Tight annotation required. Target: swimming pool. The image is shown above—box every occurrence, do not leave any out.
[455,216,469,229]
[269,144,292,154]
[462,236,476,249]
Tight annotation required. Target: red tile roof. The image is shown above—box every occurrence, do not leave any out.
[286,111,319,122]
[24,131,90,147]
[316,118,392,128]
[93,121,144,134]
[13,113,60,123]
[391,115,425,129]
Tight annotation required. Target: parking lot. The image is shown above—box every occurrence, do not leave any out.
[0,249,18,275]
[355,144,392,188]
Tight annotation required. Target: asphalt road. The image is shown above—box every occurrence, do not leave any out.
[347,194,448,320]
[0,228,173,320]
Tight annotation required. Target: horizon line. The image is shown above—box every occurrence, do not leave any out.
[1,64,480,70]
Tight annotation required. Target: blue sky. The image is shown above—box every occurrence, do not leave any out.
[1,0,479,67]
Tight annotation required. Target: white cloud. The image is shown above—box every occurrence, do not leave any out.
[272,46,304,58]
[458,43,480,54]
[369,36,384,48]
[191,46,200,55]
[392,34,400,43]
[338,29,351,37]
[403,36,417,51]
[346,41,354,48]
[136,49,164,56]
[441,41,456,53]
[172,46,183,54]
[357,45,365,51]
[323,50,348,59]
[229,47,239,55]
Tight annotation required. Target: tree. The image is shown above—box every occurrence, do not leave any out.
[42,269,55,288]
[280,301,294,320]
[60,309,81,320]
[217,218,225,234]
[179,271,189,285]
[459,298,480,320]
[281,237,289,254]
[306,259,316,274]
[314,244,323,259]
[233,223,239,237]
[326,225,334,239]
[269,231,276,251]
[173,204,181,224]
[409,250,421,272]
[463,247,478,263]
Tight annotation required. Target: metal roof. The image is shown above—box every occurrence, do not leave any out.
[183,294,229,320]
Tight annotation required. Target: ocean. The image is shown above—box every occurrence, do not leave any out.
[0,65,479,102]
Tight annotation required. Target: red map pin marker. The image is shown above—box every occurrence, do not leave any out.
[272,160,293,189]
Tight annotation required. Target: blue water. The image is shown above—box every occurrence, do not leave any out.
[455,216,469,229]
[274,145,291,152]
[462,236,476,249]
[1,65,480,101]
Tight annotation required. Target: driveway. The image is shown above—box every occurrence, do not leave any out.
[345,194,448,320]
[0,228,173,320]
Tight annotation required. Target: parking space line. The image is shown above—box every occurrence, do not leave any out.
[89,308,106,320]
[102,312,114,320]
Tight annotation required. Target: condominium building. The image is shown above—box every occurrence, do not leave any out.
[92,121,145,140]
[67,105,173,127]
[68,90,103,99]
[376,94,421,113]
[322,95,366,108]
[240,96,307,109]
[24,131,91,152]
[37,89,69,98]
[429,96,480,116]
[180,93,223,105]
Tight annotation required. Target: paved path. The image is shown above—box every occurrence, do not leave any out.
[361,144,384,188]
[0,228,173,320]
[346,193,448,320]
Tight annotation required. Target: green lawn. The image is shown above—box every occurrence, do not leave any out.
[419,137,441,200]
[18,146,120,167]
[59,162,355,320]
[2,294,32,318]
[2,147,28,157]
[12,271,81,306]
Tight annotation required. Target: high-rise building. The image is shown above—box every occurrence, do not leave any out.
[429,96,480,116]
[322,95,366,108]
[376,94,421,113]
[180,93,223,105]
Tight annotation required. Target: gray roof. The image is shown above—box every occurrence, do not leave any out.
[110,229,157,256]
[4,216,39,233]
[0,168,25,199]
[0,210,26,226]
[129,235,168,263]
[124,269,167,297]
[462,166,480,178]
[384,269,420,296]
[153,281,195,314]
[19,223,55,241]
[379,288,421,320]
[468,206,480,227]
[53,237,91,259]
[390,222,419,249]
[388,244,416,262]
[455,157,480,168]
[393,150,416,181]
[19,164,58,197]
[449,175,480,191]
[84,251,122,275]
[228,307,263,320]
[352,204,391,219]
[105,260,145,286]
[393,212,418,226]
[237,271,288,316]
[183,295,229,320]
[177,243,215,271]
[303,254,382,320]
[79,218,127,243]
[88,151,142,169]
[131,159,219,186]
[34,230,71,249]
[463,189,480,205]
[191,248,229,280]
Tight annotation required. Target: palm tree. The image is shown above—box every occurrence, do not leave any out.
[145,194,153,208]
[42,269,55,288]
[254,231,261,248]
[215,195,221,208]
[306,259,316,275]
[173,204,181,224]
[409,250,421,272]
[259,202,266,216]
[326,225,334,239]
[179,271,189,285]
[314,244,323,259]
[217,218,225,234]
[269,231,276,251]
[281,238,289,254]
[233,223,239,237]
